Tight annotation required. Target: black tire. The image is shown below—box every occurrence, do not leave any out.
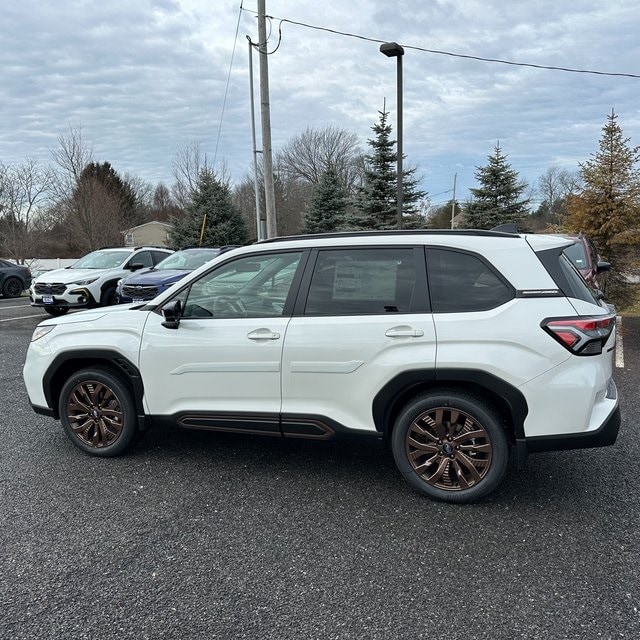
[391,390,509,503]
[100,286,118,307]
[58,368,138,457]
[44,306,69,316]
[2,276,23,298]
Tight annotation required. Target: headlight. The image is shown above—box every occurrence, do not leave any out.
[72,277,99,286]
[31,325,55,342]
[116,278,123,293]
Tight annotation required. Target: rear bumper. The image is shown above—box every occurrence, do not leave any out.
[516,403,620,466]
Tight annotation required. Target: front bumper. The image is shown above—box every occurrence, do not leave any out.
[30,287,97,309]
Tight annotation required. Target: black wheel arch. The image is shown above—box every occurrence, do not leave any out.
[42,349,146,428]
[372,368,529,443]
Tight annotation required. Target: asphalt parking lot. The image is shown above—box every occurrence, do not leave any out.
[1,297,639,640]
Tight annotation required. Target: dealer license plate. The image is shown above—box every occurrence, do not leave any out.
[42,296,54,304]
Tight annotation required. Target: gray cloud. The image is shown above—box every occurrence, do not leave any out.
[1,0,639,207]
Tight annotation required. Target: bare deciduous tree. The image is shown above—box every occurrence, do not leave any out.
[0,159,54,262]
[277,126,364,194]
[535,166,581,224]
[50,124,93,200]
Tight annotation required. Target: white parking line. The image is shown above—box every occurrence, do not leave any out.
[0,303,32,310]
[616,315,624,368]
[0,314,44,323]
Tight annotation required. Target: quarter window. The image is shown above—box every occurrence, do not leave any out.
[427,248,514,312]
[304,248,416,315]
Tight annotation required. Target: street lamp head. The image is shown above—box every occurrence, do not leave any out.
[380,42,405,57]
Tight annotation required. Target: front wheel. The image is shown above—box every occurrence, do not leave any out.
[44,306,69,316]
[391,390,509,503]
[100,286,118,306]
[58,368,138,457]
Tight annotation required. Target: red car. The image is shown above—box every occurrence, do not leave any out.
[560,233,611,293]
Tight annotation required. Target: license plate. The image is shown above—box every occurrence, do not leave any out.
[132,299,144,303]
[42,296,54,304]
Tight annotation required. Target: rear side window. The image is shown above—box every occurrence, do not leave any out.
[537,248,600,305]
[304,248,416,315]
[426,248,514,313]
[558,254,601,304]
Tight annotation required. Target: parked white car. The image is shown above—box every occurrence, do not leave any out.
[23,230,620,502]
[29,246,173,315]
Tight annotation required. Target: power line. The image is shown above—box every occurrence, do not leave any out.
[240,8,640,79]
[213,2,245,168]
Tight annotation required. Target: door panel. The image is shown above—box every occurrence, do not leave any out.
[281,246,435,433]
[140,251,303,418]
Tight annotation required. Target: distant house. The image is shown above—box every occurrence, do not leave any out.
[122,221,173,248]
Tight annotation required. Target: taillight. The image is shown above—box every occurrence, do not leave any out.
[541,314,615,355]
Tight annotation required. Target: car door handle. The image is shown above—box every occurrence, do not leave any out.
[385,326,424,338]
[247,329,281,341]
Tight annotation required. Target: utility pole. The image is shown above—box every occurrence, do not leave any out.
[247,36,266,241]
[450,173,457,229]
[257,0,277,238]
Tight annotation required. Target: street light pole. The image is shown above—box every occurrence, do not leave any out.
[380,42,405,229]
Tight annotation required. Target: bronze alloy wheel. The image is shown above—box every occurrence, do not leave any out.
[65,379,125,448]
[405,406,493,491]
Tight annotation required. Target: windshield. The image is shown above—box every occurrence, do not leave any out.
[156,249,220,271]
[563,242,588,270]
[72,250,132,269]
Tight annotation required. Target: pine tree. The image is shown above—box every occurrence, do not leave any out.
[356,107,426,230]
[462,143,530,229]
[304,166,349,233]
[564,111,640,254]
[564,111,640,303]
[169,168,247,248]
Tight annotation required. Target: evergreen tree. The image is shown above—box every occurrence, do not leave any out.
[564,111,640,254]
[169,168,247,247]
[426,200,461,229]
[564,110,640,303]
[356,107,426,230]
[462,143,530,229]
[303,166,349,233]
[79,162,139,227]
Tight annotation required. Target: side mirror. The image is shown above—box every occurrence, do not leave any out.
[597,261,611,273]
[128,262,145,272]
[161,299,182,329]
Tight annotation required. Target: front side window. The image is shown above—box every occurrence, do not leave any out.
[427,248,514,313]
[176,251,302,319]
[304,248,416,315]
[129,251,153,268]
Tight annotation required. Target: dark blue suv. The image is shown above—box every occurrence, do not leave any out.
[116,247,228,303]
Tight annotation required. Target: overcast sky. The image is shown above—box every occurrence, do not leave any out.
[2,0,639,209]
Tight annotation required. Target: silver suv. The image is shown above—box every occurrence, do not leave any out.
[29,246,173,316]
[23,230,620,502]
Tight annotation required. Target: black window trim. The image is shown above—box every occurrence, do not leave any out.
[293,244,429,317]
[149,248,310,317]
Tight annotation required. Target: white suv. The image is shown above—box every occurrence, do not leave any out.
[23,231,620,503]
[29,246,173,316]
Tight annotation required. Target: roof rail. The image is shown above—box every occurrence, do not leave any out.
[258,229,520,244]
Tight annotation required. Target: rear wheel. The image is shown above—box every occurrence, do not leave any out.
[58,368,138,457]
[2,276,23,298]
[391,390,509,503]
